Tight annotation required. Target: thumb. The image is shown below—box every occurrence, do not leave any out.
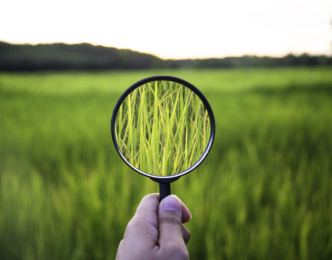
[158,195,185,248]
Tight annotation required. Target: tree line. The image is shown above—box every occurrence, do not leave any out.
[0,41,331,71]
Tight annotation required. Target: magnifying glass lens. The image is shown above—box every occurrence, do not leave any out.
[114,80,211,176]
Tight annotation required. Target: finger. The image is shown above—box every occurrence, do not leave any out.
[135,193,159,223]
[157,193,191,223]
[153,193,191,223]
[124,194,159,248]
[182,225,191,244]
[180,201,192,224]
[158,195,185,248]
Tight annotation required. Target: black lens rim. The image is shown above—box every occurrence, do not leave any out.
[111,75,215,183]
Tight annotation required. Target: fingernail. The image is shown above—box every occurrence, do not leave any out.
[161,195,181,212]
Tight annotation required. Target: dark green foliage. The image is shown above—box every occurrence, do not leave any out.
[1,41,331,71]
[0,42,163,71]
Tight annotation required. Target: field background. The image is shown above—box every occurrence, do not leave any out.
[0,68,332,260]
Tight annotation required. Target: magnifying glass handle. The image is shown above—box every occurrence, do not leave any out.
[159,183,171,201]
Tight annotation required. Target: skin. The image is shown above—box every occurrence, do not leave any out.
[115,194,192,260]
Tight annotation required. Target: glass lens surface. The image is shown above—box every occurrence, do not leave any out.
[114,80,211,176]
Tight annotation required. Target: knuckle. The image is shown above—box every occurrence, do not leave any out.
[159,216,181,227]
[163,244,189,260]
[140,194,151,203]
[140,194,157,205]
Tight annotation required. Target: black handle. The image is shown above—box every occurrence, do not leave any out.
[159,182,171,202]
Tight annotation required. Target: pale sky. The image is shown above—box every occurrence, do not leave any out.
[1,0,332,59]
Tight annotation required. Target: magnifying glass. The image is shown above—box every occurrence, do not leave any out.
[111,76,215,201]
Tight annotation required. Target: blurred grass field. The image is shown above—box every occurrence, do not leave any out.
[0,67,332,260]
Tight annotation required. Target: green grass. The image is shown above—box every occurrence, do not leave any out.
[115,80,210,176]
[0,67,332,260]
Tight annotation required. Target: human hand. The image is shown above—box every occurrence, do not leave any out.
[115,194,192,260]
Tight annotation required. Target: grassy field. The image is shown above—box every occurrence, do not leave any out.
[0,67,332,260]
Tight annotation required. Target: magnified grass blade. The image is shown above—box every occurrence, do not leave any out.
[153,81,159,175]
[162,100,170,176]
[139,87,145,171]
[125,94,133,162]
[188,131,198,167]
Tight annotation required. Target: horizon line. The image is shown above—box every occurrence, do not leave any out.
[1,40,330,60]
